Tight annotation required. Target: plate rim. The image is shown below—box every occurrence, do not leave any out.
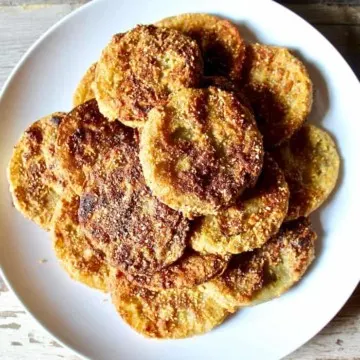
[0,1,359,359]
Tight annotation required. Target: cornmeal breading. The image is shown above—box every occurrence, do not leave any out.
[191,154,289,255]
[94,26,203,126]
[140,87,263,218]
[56,99,133,194]
[129,250,229,291]
[241,43,313,147]
[8,112,66,229]
[110,269,230,339]
[79,144,189,277]
[204,217,316,311]
[52,188,109,291]
[272,125,340,220]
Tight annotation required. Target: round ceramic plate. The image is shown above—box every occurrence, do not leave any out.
[0,0,359,359]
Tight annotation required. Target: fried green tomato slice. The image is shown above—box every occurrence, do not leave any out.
[110,269,229,339]
[94,25,203,127]
[79,143,189,277]
[56,99,134,195]
[128,250,229,291]
[52,188,109,291]
[204,217,316,311]
[156,13,245,81]
[251,217,316,304]
[241,43,313,147]
[73,62,97,106]
[191,154,289,255]
[8,112,66,230]
[140,87,264,218]
[272,124,340,220]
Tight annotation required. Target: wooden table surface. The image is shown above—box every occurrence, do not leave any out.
[0,1,359,359]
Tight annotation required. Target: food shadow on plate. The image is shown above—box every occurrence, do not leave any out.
[234,21,260,44]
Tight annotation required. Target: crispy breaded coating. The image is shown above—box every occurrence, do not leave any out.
[140,87,263,218]
[191,154,289,255]
[110,269,229,339]
[73,63,97,106]
[79,143,189,277]
[7,112,66,229]
[52,188,109,291]
[272,125,340,220]
[157,13,245,81]
[94,26,203,126]
[251,217,316,304]
[56,99,134,194]
[7,16,331,341]
[241,43,313,147]
[128,250,229,291]
[204,217,316,311]
[203,252,265,311]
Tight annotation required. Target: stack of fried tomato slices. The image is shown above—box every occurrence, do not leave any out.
[8,13,339,339]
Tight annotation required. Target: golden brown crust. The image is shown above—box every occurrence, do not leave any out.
[110,269,229,339]
[272,125,340,220]
[140,87,264,217]
[73,63,97,107]
[7,112,66,230]
[79,142,189,277]
[241,43,313,147]
[52,188,109,291]
[94,26,203,126]
[56,99,134,194]
[191,154,289,254]
[128,250,229,291]
[251,217,316,304]
[204,217,316,311]
[203,252,265,311]
[157,13,245,81]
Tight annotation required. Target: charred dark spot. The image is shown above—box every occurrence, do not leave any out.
[50,116,62,126]
[68,127,87,157]
[26,127,43,144]
[79,193,97,220]
[73,127,86,141]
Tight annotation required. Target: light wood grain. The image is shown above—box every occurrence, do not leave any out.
[0,3,83,86]
[0,1,359,360]
[0,281,79,360]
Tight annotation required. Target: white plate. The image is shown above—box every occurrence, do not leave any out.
[0,1,359,359]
